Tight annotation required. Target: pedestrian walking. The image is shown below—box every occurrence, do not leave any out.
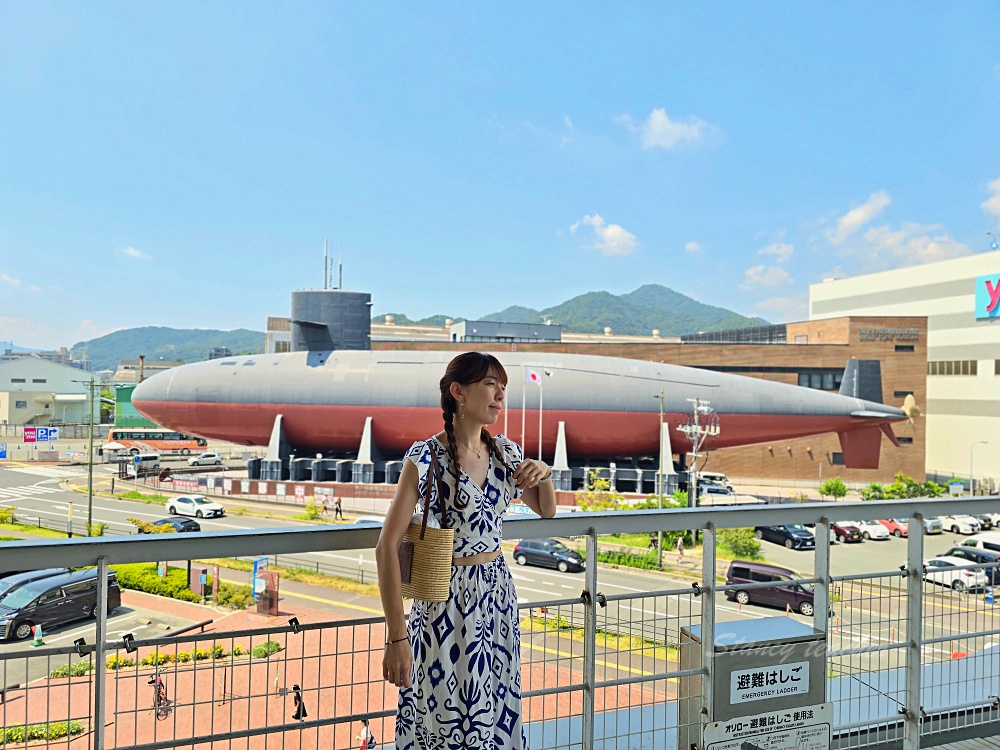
[320,498,329,516]
[357,718,377,749]
[675,534,684,558]
[334,496,343,520]
[291,684,307,721]
[376,352,556,749]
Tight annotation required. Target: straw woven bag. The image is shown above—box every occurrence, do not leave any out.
[397,449,454,602]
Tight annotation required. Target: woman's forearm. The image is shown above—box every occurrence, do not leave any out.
[375,543,407,639]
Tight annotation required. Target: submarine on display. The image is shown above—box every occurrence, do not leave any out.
[131,349,907,480]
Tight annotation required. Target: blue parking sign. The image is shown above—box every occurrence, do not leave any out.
[36,428,50,443]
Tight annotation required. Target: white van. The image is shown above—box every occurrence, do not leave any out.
[700,472,733,492]
[959,532,1000,554]
[127,453,161,475]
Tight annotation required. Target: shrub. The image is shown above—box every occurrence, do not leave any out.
[49,660,94,678]
[718,528,762,559]
[302,499,321,520]
[140,651,171,667]
[216,582,253,610]
[87,522,108,536]
[113,563,203,602]
[595,549,661,570]
[194,648,210,660]
[177,651,192,663]
[127,517,175,534]
[211,644,227,660]
[107,655,135,670]
[577,469,625,511]
[251,640,283,659]
[232,644,244,656]
[2,722,84,743]
[0,506,17,524]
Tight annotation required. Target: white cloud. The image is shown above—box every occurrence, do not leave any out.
[827,190,891,245]
[1,273,21,286]
[982,177,1000,218]
[28,284,41,292]
[758,242,794,264]
[861,222,972,267]
[120,246,151,260]
[754,293,808,320]
[684,241,701,254]
[0,317,121,350]
[740,264,793,289]
[563,114,573,129]
[570,214,638,256]
[616,108,708,150]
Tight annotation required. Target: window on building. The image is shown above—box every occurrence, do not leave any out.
[831,452,845,466]
[971,360,978,375]
[895,345,915,352]
[14,401,27,409]
[275,341,290,353]
[961,360,970,375]
[898,437,914,445]
[946,361,954,375]
[996,360,1000,376]
[894,390,914,398]
[32,378,46,383]
[10,378,25,383]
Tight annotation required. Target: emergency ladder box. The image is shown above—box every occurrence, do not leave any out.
[678,617,826,750]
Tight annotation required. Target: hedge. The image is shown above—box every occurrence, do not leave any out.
[216,582,253,610]
[113,563,206,603]
[49,661,95,678]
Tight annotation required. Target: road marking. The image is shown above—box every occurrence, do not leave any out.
[276,588,384,615]
[8,466,82,479]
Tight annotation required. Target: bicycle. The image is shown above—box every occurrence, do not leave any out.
[149,674,169,720]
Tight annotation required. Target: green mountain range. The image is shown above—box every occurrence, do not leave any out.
[71,327,266,371]
[375,284,765,336]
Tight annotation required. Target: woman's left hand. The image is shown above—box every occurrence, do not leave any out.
[513,458,551,489]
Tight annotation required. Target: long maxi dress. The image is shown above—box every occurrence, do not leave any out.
[395,434,528,750]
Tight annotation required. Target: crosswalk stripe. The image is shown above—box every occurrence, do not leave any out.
[7,467,80,479]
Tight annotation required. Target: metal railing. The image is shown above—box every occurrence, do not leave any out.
[0,497,999,749]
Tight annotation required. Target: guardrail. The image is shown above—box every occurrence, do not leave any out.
[0,497,999,750]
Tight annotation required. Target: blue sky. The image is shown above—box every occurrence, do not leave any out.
[2,2,999,350]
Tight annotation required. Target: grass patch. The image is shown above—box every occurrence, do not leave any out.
[0,523,68,539]
[521,615,677,663]
[196,558,380,598]
[49,660,96,678]
[2,721,85,743]
[116,491,168,505]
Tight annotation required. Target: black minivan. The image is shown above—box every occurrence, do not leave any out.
[0,569,122,640]
[0,568,72,602]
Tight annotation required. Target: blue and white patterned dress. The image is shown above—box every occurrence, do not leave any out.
[396,434,528,750]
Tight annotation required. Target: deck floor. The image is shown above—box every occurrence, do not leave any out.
[936,738,1000,749]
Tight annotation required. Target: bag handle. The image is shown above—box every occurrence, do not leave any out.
[418,447,447,540]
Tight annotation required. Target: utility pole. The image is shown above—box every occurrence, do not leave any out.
[677,398,720,542]
[654,390,665,569]
[86,376,96,534]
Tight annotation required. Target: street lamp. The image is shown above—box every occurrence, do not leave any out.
[654,390,665,569]
[988,232,999,251]
[969,440,989,495]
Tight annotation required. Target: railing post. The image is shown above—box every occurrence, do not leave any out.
[904,513,925,750]
[582,527,598,750]
[814,517,831,636]
[94,556,109,750]
[700,522,716,725]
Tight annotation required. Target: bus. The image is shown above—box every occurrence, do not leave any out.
[107,428,207,456]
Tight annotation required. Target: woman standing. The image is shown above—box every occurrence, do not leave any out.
[375,352,556,749]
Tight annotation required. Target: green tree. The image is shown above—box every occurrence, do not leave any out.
[576,470,625,512]
[819,477,848,500]
[718,528,761,559]
[126,517,175,534]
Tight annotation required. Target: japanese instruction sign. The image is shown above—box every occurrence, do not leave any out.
[705,701,831,750]
[731,660,809,704]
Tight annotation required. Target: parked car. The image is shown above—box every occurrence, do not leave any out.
[0,569,72,602]
[941,515,982,535]
[188,453,223,467]
[832,522,863,543]
[923,517,943,535]
[975,515,994,531]
[941,547,1000,585]
[878,519,909,538]
[959,532,1000,554]
[699,483,734,498]
[166,495,226,518]
[699,472,734,493]
[513,539,585,573]
[725,561,815,616]
[754,525,816,550]
[141,517,201,533]
[352,516,384,527]
[0,569,122,640]
[851,520,890,541]
[923,557,989,592]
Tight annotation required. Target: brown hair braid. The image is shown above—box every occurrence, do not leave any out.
[439,352,512,509]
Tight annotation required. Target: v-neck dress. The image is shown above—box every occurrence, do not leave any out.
[395,434,528,750]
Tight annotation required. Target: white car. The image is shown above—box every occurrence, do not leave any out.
[166,495,226,519]
[851,520,890,540]
[941,515,982,535]
[188,453,223,467]
[923,557,989,592]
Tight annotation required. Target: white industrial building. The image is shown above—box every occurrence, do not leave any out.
[0,357,99,425]
[810,250,1000,490]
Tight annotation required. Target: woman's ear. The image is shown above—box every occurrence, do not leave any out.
[449,381,464,402]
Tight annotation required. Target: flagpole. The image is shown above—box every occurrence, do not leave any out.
[538,375,543,461]
[521,365,527,451]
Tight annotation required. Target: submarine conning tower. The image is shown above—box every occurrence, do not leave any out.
[290,289,372,352]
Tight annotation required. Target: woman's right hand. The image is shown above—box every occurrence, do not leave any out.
[383,641,413,688]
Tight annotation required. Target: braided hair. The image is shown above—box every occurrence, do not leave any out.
[440,352,515,509]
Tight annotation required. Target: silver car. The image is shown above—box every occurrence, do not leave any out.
[923,517,943,535]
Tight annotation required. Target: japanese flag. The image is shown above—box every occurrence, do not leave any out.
[526,367,543,384]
